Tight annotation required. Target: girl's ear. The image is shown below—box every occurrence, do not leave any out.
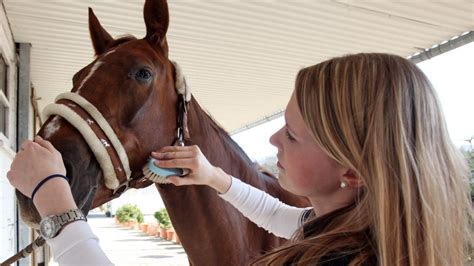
[342,169,365,188]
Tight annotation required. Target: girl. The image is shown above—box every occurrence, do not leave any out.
[9,53,473,265]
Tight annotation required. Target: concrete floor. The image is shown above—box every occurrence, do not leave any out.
[87,214,189,266]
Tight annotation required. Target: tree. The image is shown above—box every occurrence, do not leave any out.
[460,145,474,200]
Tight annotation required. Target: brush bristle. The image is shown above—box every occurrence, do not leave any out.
[142,163,171,184]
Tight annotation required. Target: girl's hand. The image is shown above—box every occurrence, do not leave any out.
[7,136,66,198]
[152,145,231,193]
[7,136,76,217]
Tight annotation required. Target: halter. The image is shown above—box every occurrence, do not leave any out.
[0,61,191,266]
[42,61,191,196]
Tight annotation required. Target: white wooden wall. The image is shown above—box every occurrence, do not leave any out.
[0,1,18,263]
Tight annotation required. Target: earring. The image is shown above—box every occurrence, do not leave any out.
[340,181,348,188]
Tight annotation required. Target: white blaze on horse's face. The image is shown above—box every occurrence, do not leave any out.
[43,116,61,139]
[77,61,103,93]
[77,49,116,93]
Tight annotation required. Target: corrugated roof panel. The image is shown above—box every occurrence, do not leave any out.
[4,1,473,132]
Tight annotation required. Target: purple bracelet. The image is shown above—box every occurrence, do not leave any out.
[31,174,69,202]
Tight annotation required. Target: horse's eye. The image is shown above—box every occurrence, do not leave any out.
[135,68,152,81]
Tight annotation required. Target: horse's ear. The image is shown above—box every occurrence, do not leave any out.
[88,7,114,56]
[143,0,169,51]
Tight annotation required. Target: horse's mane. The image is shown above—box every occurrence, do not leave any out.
[110,35,137,48]
[187,97,284,191]
[189,97,254,167]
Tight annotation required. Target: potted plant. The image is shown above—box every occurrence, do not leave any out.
[115,204,144,229]
[115,205,129,226]
[147,223,159,237]
[166,227,175,241]
[175,233,181,245]
[154,208,171,239]
[140,223,149,233]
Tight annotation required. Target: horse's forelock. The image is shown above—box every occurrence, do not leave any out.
[95,35,138,58]
[110,35,137,47]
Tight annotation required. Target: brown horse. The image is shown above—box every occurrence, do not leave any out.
[16,0,309,264]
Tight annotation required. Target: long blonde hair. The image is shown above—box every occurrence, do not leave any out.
[253,53,473,265]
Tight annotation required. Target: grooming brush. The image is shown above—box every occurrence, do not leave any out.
[142,158,189,184]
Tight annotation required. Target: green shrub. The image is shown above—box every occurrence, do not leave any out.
[137,212,144,223]
[153,208,171,228]
[115,204,144,223]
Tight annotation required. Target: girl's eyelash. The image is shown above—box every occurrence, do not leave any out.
[285,128,296,141]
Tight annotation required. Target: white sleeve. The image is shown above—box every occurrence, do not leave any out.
[218,176,312,239]
[47,220,114,266]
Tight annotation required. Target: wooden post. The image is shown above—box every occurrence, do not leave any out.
[16,42,34,266]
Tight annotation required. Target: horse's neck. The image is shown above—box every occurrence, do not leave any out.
[157,99,273,264]
[187,99,259,183]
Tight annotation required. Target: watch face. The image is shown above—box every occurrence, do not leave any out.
[40,218,58,239]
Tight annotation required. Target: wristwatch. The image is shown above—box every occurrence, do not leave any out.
[39,209,87,239]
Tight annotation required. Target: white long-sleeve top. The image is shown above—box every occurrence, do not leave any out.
[47,176,311,264]
[47,221,113,265]
[218,177,312,239]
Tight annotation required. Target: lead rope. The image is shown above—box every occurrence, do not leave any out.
[1,186,95,265]
[1,237,45,266]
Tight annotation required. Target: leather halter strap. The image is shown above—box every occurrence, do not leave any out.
[43,93,131,191]
[174,94,188,146]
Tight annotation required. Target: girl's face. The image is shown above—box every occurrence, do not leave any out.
[270,93,346,201]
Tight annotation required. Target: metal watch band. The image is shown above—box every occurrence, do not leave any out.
[39,208,87,239]
[53,209,87,227]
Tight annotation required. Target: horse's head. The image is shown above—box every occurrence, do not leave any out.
[17,0,180,227]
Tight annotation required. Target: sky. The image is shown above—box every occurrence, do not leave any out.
[232,42,474,162]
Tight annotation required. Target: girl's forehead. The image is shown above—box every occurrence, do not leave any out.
[285,98,306,134]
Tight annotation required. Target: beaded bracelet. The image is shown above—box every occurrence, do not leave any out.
[31,174,69,202]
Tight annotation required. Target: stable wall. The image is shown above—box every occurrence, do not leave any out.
[0,1,18,263]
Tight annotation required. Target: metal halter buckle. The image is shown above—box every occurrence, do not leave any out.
[113,179,130,196]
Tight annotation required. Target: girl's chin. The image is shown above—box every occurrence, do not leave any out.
[277,169,285,178]
[277,174,287,186]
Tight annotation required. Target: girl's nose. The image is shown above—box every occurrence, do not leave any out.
[269,127,283,149]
